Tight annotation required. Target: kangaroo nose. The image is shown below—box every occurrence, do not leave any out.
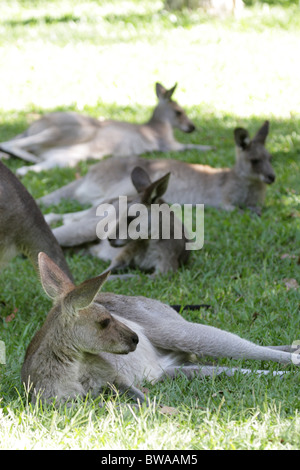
[128,332,139,352]
[267,174,275,184]
[132,333,139,346]
[108,237,116,246]
[108,237,126,247]
[187,123,196,133]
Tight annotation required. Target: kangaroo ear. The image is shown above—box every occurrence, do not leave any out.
[165,83,177,100]
[155,82,177,101]
[155,82,166,100]
[131,166,152,193]
[142,172,171,204]
[65,270,111,311]
[38,252,74,300]
[234,127,251,150]
[253,120,269,144]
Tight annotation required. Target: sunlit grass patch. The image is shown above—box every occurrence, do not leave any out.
[0,0,300,116]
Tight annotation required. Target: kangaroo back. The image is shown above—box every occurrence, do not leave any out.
[0,161,73,278]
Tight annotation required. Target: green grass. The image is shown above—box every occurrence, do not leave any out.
[0,0,300,450]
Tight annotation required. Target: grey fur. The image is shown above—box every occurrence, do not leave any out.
[45,167,189,275]
[0,82,213,176]
[22,253,299,405]
[0,161,73,279]
[39,121,275,215]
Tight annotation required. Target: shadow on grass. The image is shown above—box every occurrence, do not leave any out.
[3,14,81,27]
[0,106,299,419]
[102,10,207,29]
[1,8,206,30]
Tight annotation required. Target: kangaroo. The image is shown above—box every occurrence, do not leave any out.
[22,252,299,404]
[0,83,213,176]
[0,161,73,279]
[45,167,189,276]
[39,121,275,215]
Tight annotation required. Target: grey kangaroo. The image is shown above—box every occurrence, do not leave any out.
[22,252,299,404]
[0,82,213,176]
[0,161,73,279]
[39,121,275,215]
[45,167,189,275]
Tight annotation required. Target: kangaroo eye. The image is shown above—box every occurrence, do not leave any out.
[175,110,182,117]
[99,318,110,329]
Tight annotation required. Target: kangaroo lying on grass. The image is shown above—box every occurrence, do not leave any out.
[0,161,73,279]
[45,167,190,276]
[0,82,213,176]
[39,121,275,215]
[22,252,299,405]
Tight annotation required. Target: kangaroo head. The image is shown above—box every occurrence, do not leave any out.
[234,121,275,185]
[154,82,196,133]
[38,252,139,355]
[108,167,171,248]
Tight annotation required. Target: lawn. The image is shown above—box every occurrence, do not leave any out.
[0,0,300,450]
